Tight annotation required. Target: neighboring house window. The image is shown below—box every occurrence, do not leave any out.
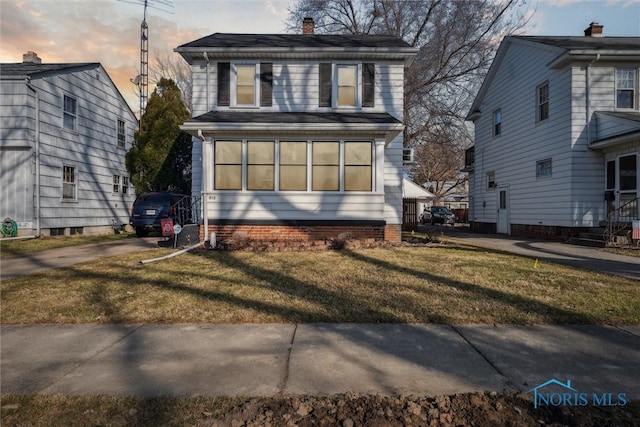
[113,175,120,193]
[487,171,496,190]
[279,141,307,191]
[493,110,501,136]
[312,142,340,191]
[63,95,77,131]
[247,141,275,190]
[319,63,375,108]
[117,119,126,148]
[215,141,242,190]
[616,69,636,109]
[536,158,552,178]
[537,82,549,122]
[344,142,372,191]
[217,62,273,107]
[62,165,76,199]
[123,176,129,194]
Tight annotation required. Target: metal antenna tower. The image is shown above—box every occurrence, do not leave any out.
[120,0,173,124]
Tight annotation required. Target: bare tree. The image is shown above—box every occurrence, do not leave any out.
[149,49,193,113]
[287,0,531,199]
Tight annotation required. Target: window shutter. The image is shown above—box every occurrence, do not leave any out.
[319,63,332,107]
[260,63,273,107]
[362,63,375,107]
[217,62,230,106]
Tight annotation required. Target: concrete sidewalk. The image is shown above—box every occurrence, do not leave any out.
[2,323,639,399]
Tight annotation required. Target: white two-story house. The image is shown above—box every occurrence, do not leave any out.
[465,23,640,240]
[0,52,137,237]
[175,19,417,243]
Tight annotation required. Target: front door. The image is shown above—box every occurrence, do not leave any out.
[497,186,509,234]
[618,154,638,219]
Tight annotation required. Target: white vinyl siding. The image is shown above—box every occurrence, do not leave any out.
[191,61,404,117]
[1,66,137,231]
[190,59,406,226]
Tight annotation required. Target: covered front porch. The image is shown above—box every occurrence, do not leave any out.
[590,112,640,245]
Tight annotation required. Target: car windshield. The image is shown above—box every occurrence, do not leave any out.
[432,207,452,214]
[135,194,172,206]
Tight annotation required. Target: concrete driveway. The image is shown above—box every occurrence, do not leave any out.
[419,225,640,281]
[0,237,159,280]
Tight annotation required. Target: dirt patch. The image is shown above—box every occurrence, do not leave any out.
[211,392,639,427]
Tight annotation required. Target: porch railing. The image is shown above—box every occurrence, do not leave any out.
[171,195,202,226]
[604,197,638,246]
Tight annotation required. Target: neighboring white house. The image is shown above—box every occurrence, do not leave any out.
[175,19,417,242]
[0,52,138,237]
[465,23,640,239]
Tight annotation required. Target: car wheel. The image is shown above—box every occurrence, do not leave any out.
[135,227,149,238]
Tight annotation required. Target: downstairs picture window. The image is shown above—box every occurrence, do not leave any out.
[213,140,373,192]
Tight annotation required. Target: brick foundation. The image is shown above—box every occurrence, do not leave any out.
[200,223,386,244]
[473,222,592,241]
[384,224,402,243]
[470,222,497,234]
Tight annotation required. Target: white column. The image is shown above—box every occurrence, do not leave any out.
[375,138,386,193]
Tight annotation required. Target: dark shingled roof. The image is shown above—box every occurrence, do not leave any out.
[597,111,640,123]
[178,33,413,50]
[0,62,99,78]
[512,36,640,51]
[188,111,402,125]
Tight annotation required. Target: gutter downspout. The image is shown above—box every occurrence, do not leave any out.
[585,53,601,146]
[26,78,41,238]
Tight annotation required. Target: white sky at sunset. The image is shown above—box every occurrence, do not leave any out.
[1,0,638,114]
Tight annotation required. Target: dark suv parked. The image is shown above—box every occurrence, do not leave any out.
[129,192,190,237]
[421,206,455,225]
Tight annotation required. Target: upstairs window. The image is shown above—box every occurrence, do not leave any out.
[63,95,77,131]
[319,63,375,108]
[236,64,256,106]
[616,69,636,109]
[113,175,120,193]
[217,62,272,107]
[337,65,357,107]
[117,119,126,149]
[537,82,549,122]
[493,109,502,136]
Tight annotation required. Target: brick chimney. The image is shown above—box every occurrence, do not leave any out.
[23,51,42,64]
[584,22,603,37]
[303,17,315,34]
